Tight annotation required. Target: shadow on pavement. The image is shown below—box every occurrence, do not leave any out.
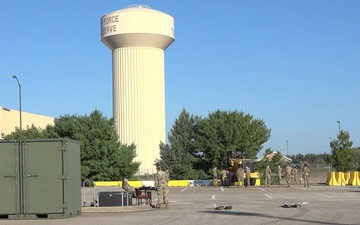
[201,210,351,225]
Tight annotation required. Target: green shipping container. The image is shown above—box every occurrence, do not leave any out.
[0,138,81,219]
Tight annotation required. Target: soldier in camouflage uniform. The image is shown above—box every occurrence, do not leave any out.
[236,166,245,188]
[212,165,218,187]
[245,166,251,187]
[155,166,169,209]
[122,176,134,194]
[264,165,272,187]
[302,164,310,187]
[277,164,282,187]
[285,163,292,187]
[292,166,298,184]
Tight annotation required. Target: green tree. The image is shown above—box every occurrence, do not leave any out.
[255,148,283,183]
[156,108,206,179]
[194,110,271,169]
[329,130,357,172]
[3,110,140,181]
[1,124,51,139]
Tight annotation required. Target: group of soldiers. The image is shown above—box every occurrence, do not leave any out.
[212,163,311,188]
[212,165,252,188]
[267,163,311,187]
[122,163,310,209]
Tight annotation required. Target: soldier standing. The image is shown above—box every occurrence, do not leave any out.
[277,165,282,187]
[245,166,251,187]
[236,166,245,188]
[264,165,272,187]
[303,164,310,187]
[212,165,218,187]
[285,163,292,187]
[293,166,298,184]
[220,169,229,187]
[122,176,134,194]
[155,165,169,209]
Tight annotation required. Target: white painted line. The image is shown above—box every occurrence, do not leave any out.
[264,194,273,199]
[221,187,224,192]
[211,195,215,200]
[180,187,188,193]
[256,187,265,191]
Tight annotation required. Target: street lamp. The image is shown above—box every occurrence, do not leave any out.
[286,140,289,156]
[12,75,22,140]
[337,121,340,135]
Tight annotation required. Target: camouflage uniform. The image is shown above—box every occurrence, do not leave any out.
[155,168,169,208]
[285,164,292,187]
[245,166,251,187]
[293,167,298,184]
[212,166,218,187]
[264,165,271,187]
[220,169,229,187]
[277,165,282,187]
[302,165,310,187]
[236,167,245,188]
[122,177,134,193]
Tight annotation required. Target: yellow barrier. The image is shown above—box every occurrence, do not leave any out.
[94,181,144,187]
[343,172,350,185]
[168,180,189,187]
[92,178,269,188]
[348,171,360,186]
[337,172,346,186]
[210,180,220,186]
[250,172,260,179]
[326,172,346,186]
[233,181,243,186]
[94,181,121,187]
[128,181,143,188]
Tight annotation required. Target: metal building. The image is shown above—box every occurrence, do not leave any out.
[101,5,175,174]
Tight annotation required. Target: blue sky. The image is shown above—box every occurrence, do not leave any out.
[1,1,359,156]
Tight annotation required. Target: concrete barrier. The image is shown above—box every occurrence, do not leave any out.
[168,180,189,187]
[343,172,350,185]
[93,178,261,188]
[326,172,346,186]
[128,181,143,187]
[348,171,360,186]
[195,180,211,186]
[94,181,121,187]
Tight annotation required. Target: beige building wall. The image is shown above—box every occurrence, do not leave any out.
[0,106,55,137]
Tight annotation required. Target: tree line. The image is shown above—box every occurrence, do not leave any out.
[3,108,358,182]
[2,110,140,182]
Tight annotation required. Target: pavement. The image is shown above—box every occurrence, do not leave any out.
[1,184,359,225]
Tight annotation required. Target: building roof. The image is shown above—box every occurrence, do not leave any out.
[256,151,292,162]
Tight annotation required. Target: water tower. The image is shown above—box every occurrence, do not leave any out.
[101,5,174,174]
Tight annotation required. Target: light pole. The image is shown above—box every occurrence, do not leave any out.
[337,121,340,136]
[286,140,289,156]
[13,75,24,214]
[12,75,22,140]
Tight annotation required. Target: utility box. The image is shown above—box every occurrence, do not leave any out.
[0,139,81,219]
[98,191,132,207]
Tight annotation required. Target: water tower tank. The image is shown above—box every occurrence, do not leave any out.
[101,5,175,174]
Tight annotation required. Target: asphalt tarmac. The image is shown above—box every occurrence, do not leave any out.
[1,185,359,225]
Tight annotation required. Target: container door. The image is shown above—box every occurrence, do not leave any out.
[23,141,64,214]
[0,141,19,214]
